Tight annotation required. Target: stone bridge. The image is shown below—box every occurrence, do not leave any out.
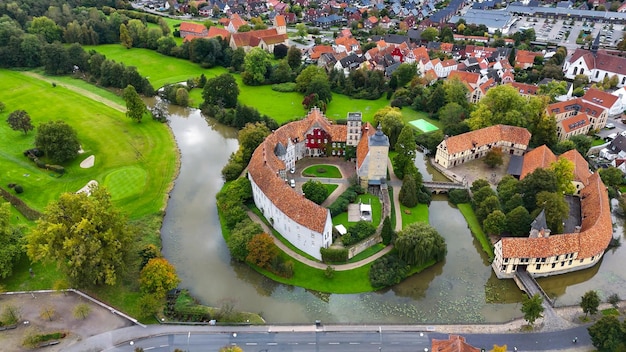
[422,181,467,194]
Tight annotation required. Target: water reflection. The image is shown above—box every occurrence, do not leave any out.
[160,105,626,323]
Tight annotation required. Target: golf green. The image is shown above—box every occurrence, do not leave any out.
[409,119,439,133]
[104,166,148,201]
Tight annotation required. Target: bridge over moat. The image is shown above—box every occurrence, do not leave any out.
[422,181,467,194]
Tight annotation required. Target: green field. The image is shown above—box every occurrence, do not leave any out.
[400,203,429,226]
[302,164,342,178]
[0,70,178,218]
[332,194,383,229]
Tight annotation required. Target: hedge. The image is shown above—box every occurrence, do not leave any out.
[320,247,349,263]
[0,187,41,220]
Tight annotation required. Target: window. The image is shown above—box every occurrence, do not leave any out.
[501,265,507,271]
[540,258,546,263]
[324,138,327,143]
[569,260,573,265]
[504,258,509,263]
[318,139,321,143]
[552,263,556,269]
[561,262,565,267]
[536,264,541,270]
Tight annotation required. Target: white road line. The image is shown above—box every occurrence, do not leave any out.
[349,342,360,345]
[144,348,155,351]
[267,342,278,345]
[245,343,258,345]
[329,342,340,345]
[288,342,299,345]
[308,342,316,345]
[371,342,381,344]
[159,345,169,348]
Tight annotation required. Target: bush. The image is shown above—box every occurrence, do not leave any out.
[320,247,348,263]
[13,185,23,194]
[342,220,376,246]
[46,165,65,174]
[271,83,297,92]
[448,189,471,204]
[369,252,410,288]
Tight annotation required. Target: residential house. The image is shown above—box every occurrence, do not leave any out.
[226,13,248,33]
[179,22,209,40]
[582,87,623,117]
[563,36,626,88]
[434,125,531,169]
[515,49,542,69]
[508,82,539,97]
[546,98,609,133]
[229,28,288,52]
[434,59,458,78]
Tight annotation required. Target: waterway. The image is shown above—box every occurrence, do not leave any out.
[160,106,626,324]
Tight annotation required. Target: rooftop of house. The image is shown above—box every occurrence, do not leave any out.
[441,125,531,155]
[583,88,619,110]
[520,145,591,183]
[180,22,208,34]
[508,81,539,95]
[431,334,481,352]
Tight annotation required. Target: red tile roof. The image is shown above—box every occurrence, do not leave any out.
[583,87,619,110]
[207,26,230,40]
[501,173,612,259]
[431,335,481,352]
[274,14,286,27]
[180,22,207,35]
[356,123,375,169]
[248,109,349,233]
[561,149,592,184]
[559,113,590,134]
[520,145,557,179]
[448,70,480,90]
[443,125,531,155]
[508,82,539,96]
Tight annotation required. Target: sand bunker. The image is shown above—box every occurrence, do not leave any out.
[80,155,95,168]
[76,180,98,195]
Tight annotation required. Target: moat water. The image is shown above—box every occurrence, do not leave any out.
[160,105,626,323]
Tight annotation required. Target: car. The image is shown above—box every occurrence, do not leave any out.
[290,167,295,174]
[290,179,296,188]
[606,123,616,129]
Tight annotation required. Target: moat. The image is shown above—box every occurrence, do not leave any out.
[160,106,626,323]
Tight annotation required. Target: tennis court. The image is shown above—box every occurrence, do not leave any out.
[409,119,439,133]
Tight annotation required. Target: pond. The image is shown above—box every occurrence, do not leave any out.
[160,106,626,323]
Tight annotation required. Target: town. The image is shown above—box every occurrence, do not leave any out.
[1,0,626,350]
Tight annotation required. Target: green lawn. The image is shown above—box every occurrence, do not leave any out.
[457,203,495,260]
[0,70,178,219]
[323,184,339,199]
[400,203,429,227]
[302,164,342,178]
[332,194,383,228]
[0,70,178,318]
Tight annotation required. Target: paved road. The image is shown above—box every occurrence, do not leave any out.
[66,324,592,352]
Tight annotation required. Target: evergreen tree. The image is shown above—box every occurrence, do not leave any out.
[399,174,418,207]
[381,216,395,245]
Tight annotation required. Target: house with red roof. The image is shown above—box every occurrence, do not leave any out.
[515,50,542,69]
[507,82,539,97]
[248,109,385,260]
[179,22,208,40]
[434,125,531,169]
[492,147,611,279]
[546,97,609,132]
[431,335,481,352]
[582,87,623,117]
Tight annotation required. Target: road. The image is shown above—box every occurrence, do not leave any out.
[97,325,591,352]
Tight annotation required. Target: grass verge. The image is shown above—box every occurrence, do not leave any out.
[400,203,429,226]
[457,203,495,260]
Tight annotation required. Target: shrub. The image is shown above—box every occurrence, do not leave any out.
[271,83,297,92]
[341,220,376,246]
[13,185,23,194]
[369,252,410,288]
[320,247,348,263]
[46,165,65,174]
[448,189,471,204]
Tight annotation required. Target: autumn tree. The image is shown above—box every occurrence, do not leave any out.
[35,120,80,164]
[483,147,504,168]
[203,73,240,109]
[6,110,34,135]
[140,257,181,299]
[521,293,544,326]
[123,85,146,123]
[549,157,576,195]
[26,186,133,287]
[227,219,262,262]
[246,233,278,269]
[580,290,601,318]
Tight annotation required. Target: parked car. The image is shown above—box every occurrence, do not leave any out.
[290,167,295,174]
[606,123,616,129]
[290,179,296,188]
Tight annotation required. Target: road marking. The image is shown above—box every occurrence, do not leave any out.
[329,342,340,345]
[308,342,316,345]
[371,342,381,344]
[288,342,299,345]
[245,343,258,346]
[267,342,277,345]
[349,342,360,345]
[144,348,155,351]
[159,345,169,348]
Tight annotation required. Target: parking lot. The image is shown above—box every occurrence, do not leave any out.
[510,17,625,48]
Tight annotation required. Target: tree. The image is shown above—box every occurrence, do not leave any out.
[324,265,335,279]
[140,257,181,299]
[0,202,24,279]
[530,115,557,148]
[28,16,61,43]
[295,65,327,93]
[39,304,56,321]
[203,73,240,109]
[1,305,20,325]
[426,84,446,115]
[554,139,576,154]
[505,206,532,236]
[471,179,491,193]
[227,219,262,261]
[246,233,278,270]
[306,77,332,105]
[392,63,417,88]
[175,87,189,107]
[381,216,395,245]
[588,315,624,352]
[238,122,271,162]
[439,102,469,136]
[536,191,569,234]
[538,81,567,102]
[34,120,80,164]
[73,303,91,320]
[570,135,592,157]
[302,180,329,205]
[287,45,302,71]
[599,166,624,188]
[374,106,404,152]
[25,186,133,287]
[219,346,244,352]
[444,79,470,109]
[518,168,558,211]
[270,60,293,84]
[273,44,288,59]
[123,85,146,123]
[490,345,507,352]
[421,27,438,41]
[395,222,446,266]
[399,174,418,207]
[521,293,544,326]
[119,23,132,49]
[393,125,417,179]
[580,290,601,317]
[242,47,271,85]
[548,157,576,195]
[296,23,308,39]
[6,110,34,135]
[483,147,504,168]
[483,210,506,235]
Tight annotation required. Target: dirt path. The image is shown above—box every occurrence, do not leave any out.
[20,72,127,113]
